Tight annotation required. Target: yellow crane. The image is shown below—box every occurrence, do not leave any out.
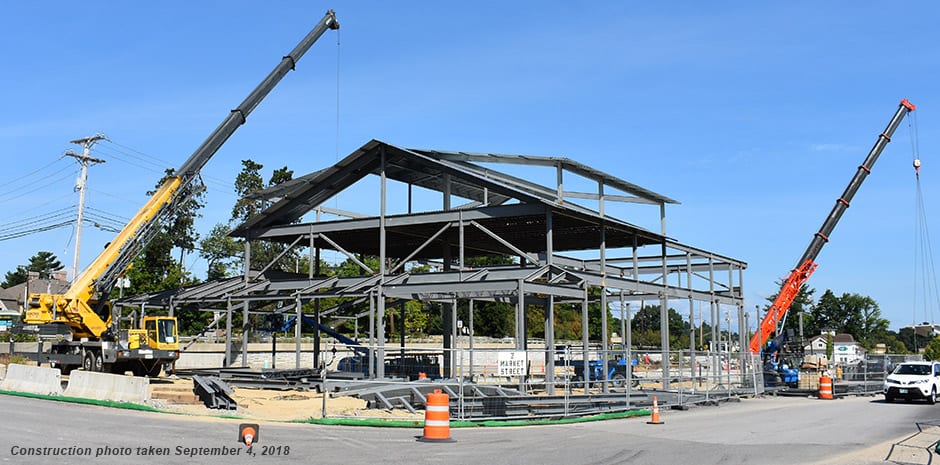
[15,10,339,376]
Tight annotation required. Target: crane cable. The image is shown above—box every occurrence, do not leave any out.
[910,111,940,329]
[332,27,342,266]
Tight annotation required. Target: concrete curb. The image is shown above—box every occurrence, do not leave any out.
[0,364,63,396]
[64,371,150,404]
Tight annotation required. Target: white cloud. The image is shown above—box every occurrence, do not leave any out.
[810,143,854,153]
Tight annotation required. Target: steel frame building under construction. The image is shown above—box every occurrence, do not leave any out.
[119,139,747,391]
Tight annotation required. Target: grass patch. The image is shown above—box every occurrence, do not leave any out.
[0,389,162,412]
[294,409,650,428]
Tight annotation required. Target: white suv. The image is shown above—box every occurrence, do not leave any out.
[883,361,940,404]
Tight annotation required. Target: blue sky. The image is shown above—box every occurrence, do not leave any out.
[2,1,940,331]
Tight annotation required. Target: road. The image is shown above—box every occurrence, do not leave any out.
[0,393,935,465]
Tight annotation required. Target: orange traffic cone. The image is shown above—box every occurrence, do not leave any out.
[238,423,259,446]
[647,396,664,424]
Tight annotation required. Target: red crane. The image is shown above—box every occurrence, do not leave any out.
[749,99,917,353]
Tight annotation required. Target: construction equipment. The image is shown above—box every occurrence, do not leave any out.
[761,338,801,388]
[12,10,340,376]
[750,99,917,357]
[568,357,639,388]
[561,344,640,388]
[278,315,441,380]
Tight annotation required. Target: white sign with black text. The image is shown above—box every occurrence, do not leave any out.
[497,351,527,377]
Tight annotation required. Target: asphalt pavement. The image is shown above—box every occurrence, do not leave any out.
[0,392,935,465]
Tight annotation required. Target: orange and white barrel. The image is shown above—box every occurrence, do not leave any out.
[819,375,833,400]
[421,389,452,441]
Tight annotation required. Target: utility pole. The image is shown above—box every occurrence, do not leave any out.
[66,134,106,282]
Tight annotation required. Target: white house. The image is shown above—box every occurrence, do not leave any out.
[803,333,863,365]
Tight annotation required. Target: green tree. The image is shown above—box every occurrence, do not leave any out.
[2,268,25,288]
[924,336,940,361]
[232,160,266,222]
[465,255,516,267]
[231,160,299,273]
[469,301,514,338]
[880,331,910,354]
[855,300,890,349]
[630,304,691,349]
[811,290,882,344]
[269,166,293,188]
[2,251,64,287]
[199,223,242,280]
[899,327,918,353]
[403,300,429,336]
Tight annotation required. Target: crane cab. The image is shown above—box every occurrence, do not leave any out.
[127,316,179,352]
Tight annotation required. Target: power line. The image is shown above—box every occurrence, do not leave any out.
[92,144,235,196]
[0,164,78,204]
[83,216,122,233]
[84,211,128,232]
[85,206,130,223]
[94,142,169,171]
[93,140,235,193]
[2,218,75,238]
[4,193,76,217]
[0,155,71,199]
[85,186,149,208]
[84,210,126,226]
[91,145,166,175]
[0,208,77,240]
[5,206,75,228]
[0,220,74,241]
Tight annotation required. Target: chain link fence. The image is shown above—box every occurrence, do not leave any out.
[829,354,922,395]
[320,345,770,420]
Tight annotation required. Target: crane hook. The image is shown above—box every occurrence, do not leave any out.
[914,158,922,178]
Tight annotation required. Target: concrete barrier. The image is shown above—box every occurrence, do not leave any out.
[177,352,226,369]
[0,364,63,396]
[64,371,150,403]
[0,363,6,381]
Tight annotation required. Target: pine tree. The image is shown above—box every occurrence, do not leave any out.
[1,251,64,287]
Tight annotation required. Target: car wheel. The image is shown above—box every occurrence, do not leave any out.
[571,375,583,387]
[611,373,626,388]
[885,395,894,403]
[145,363,162,378]
[930,388,937,405]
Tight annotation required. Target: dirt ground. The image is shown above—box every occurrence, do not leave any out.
[150,376,423,422]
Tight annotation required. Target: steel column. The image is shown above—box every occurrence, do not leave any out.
[581,286,590,389]
[377,147,387,379]
[469,299,475,380]
[224,297,233,367]
[295,295,302,369]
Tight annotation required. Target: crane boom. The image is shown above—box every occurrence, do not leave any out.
[25,10,340,340]
[749,98,916,353]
